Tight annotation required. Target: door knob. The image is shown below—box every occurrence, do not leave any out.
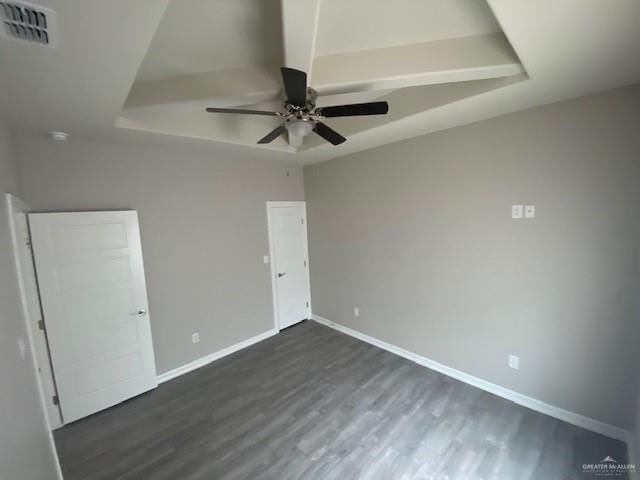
[136,309,147,316]
[277,272,286,278]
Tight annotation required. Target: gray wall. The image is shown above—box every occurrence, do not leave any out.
[0,120,59,478]
[16,136,304,374]
[304,84,640,430]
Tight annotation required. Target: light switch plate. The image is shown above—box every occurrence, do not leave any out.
[511,205,523,219]
[525,205,536,218]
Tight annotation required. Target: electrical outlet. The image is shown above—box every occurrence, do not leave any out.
[263,255,269,264]
[353,307,360,317]
[511,205,523,219]
[192,333,200,344]
[525,205,536,218]
[17,338,27,360]
[508,354,520,370]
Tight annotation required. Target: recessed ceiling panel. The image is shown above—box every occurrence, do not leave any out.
[315,0,501,56]
[137,0,283,82]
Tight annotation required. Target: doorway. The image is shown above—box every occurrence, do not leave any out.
[6,194,63,429]
[266,201,311,330]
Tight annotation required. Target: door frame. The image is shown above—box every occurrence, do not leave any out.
[5,194,64,478]
[266,201,311,331]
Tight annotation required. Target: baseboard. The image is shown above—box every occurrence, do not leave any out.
[157,329,278,384]
[627,435,639,480]
[312,314,632,445]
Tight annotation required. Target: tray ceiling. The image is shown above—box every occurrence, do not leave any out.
[120,0,525,155]
[0,0,638,164]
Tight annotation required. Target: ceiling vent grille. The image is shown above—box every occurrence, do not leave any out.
[0,1,56,46]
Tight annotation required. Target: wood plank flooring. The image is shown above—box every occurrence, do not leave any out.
[54,320,629,479]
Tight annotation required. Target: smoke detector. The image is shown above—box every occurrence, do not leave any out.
[0,1,56,47]
[48,131,69,142]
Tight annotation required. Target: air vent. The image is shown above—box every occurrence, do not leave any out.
[0,1,56,46]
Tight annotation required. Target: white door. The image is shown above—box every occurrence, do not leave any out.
[267,202,311,330]
[29,211,157,424]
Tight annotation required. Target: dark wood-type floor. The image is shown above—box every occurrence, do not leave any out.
[55,320,628,480]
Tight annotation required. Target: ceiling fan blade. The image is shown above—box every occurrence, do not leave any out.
[257,125,286,144]
[206,107,280,116]
[281,67,307,108]
[316,101,389,118]
[313,122,346,146]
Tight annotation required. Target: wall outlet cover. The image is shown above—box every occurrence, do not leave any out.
[192,333,200,344]
[353,307,360,317]
[525,205,536,218]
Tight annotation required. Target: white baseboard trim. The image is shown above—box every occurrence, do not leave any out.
[312,314,632,446]
[157,329,278,384]
[627,435,639,480]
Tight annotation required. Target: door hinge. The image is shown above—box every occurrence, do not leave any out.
[26,238,32,247]
[306,302,309,308]
[52,395,59,406]
[37,319,45,331]
[303,260,307,267]
[301,218,304,224]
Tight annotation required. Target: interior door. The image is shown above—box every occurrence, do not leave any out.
[29,211,157,424]
[267,202,311,330]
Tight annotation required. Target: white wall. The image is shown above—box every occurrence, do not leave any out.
[304,84,640,430]
[0,120,59,479]
[16,136,305,374]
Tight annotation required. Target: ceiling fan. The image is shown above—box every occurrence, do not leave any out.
[206,67,389,147]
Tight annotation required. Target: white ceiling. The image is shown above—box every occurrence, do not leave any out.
[0,0,639,164]
[136,0,282,82]
[120,0,523,154]
[0,0,166,138]
[137,0,502,80]
[314,0,500,56]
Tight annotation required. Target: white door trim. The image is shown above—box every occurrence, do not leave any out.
[5,194,64,479]
[266,201,311,330]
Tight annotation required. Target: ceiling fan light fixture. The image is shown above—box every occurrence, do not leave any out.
[285,118,313,138]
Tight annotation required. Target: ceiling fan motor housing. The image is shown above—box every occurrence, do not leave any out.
[284,87,318,113]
